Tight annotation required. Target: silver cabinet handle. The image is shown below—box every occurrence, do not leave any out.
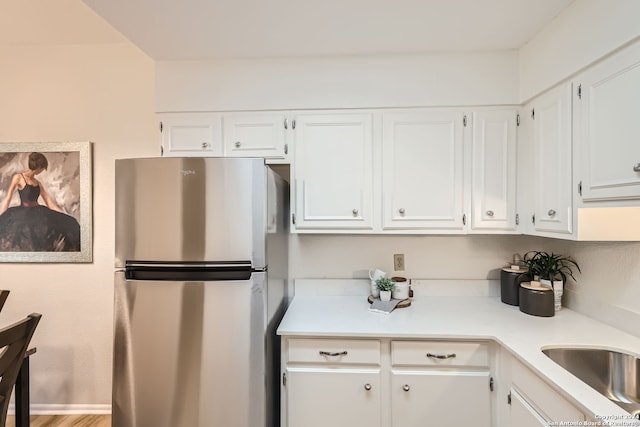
[403,384,410,392]
[399,208,405,214]
[284,144,288,155]
[426,352,456,359]
[486,210,494,217]
[201,142,209,149]
[234,141,241,148]
[364,383,372,391]
[352,209,359,216]
[634,163,640,172]
[548,209,556,216]
[319,351,348,357]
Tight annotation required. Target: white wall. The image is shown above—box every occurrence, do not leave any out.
[290,234,546,280]
[0,41,157,410]
[155,51,519,112]
[519,0,640,101]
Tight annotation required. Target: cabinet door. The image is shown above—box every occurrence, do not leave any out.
[159,113,223,157]
[576,42,640,202]
[293,114,374,230]
[391,370,491,427]
[382,111,466,231]
[531,84,573,235]
[509,388,549,427]
[223,113,289,160]
[470,110,518,232]
[286,368,381,427]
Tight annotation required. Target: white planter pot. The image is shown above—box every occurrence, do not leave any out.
[370,280,380,298]
[540,279,563,312]
[380,290,391,302]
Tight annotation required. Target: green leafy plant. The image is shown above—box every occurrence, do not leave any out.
[523,251,581,282]
[375,277,396,292]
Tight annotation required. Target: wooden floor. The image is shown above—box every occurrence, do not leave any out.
[5,415,111,427]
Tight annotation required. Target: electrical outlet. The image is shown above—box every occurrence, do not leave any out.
[394,254,405,271]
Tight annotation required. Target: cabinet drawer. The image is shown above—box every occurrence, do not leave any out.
[391,341,489,367]
[287,339,380,365]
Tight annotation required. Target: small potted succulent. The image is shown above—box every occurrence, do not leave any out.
[375,277,396,302]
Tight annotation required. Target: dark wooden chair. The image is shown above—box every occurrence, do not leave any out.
[0,313,41,427]
[0,291,9,313]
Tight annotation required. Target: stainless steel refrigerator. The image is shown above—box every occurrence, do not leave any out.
[113,157,289,427]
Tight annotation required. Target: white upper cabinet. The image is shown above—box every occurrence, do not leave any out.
[292,113,374,231]
[574,42,640,202]
[159,112,290,161]
[223,113,289,161]
[160,113,223,157]
[530,83,574,236]
[470,110,518,232]
[382,111,466,232]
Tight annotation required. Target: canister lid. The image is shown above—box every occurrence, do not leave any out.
[520,281,551,291]
[502,266,528,273]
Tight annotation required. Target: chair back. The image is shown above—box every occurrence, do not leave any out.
[0,313,41,427]
[0,291,9,313]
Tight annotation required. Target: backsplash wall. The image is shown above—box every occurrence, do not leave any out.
[290,234,640,338]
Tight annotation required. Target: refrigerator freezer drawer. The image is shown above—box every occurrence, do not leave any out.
[112,271,269,427]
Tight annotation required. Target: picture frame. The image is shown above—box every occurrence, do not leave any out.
[0,142,92,262]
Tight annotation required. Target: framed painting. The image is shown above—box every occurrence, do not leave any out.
[0,142,92,262]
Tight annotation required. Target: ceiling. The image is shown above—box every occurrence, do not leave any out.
[78,0,575,60]
[0,0,127,47]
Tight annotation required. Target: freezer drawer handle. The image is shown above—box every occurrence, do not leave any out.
[319,351,348,357]
[426,352,457,359]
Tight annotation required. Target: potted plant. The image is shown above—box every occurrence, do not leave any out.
[523,251,581,311]
[375,277,396,302]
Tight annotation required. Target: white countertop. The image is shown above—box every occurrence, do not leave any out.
[277,288,640,422]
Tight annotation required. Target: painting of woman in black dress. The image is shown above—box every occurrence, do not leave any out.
[0,152,81,252]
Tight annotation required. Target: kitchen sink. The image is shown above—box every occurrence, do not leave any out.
[542,347,640,418]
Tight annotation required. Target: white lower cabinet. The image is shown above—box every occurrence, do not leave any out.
[282,338,494,427]
[507,359,585,427]
[283,338,381,427]
[391,370,491,427]
[286,369,381,427]
[391,340,492,427]
[509,388,550,427]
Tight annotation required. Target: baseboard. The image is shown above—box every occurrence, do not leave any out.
[9,404,112,415]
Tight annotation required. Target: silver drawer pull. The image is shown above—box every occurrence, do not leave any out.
[403,384,410,392]
[352,209,359,216]
[426,352,456,359]
[319,351,348,357]
[486,210,494,217]
[364,383,372,391]
[634,163,640,172]
[234,141,241,148]
[547,209,556,217]
[201,142,210,149]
